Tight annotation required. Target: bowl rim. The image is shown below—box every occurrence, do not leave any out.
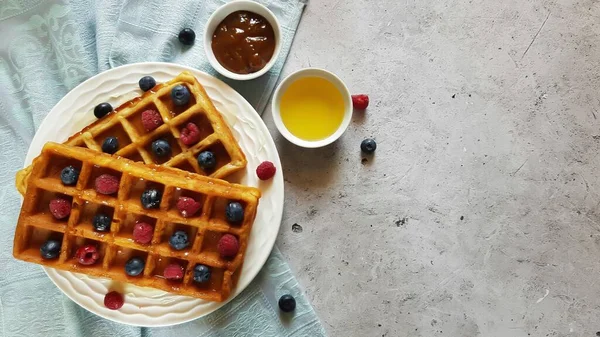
[204,0,282,81]
[271,68,353,148]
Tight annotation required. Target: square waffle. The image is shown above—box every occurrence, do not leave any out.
[69,71,245,179]
[13,142,261,302]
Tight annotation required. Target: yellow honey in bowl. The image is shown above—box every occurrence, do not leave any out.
[279,76,345,141]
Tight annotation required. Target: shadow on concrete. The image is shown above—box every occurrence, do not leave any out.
[276,136,342,188]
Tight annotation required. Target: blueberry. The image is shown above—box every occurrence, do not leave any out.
[60,166,79,186]
[169,230,189,250]
[197,151,216,171]
[151,139,171,158]
[139,76,156,92]
[40,239,61,259]
[360,138,377,154]
[171,85,191,106]
[178,28,196,46]
[125,257,145,276]
[93,213,111,232]
[193,264,211,283]
[141,189,162,209]
[278,294,296,312]
[94,102,113,119]
[102,136,119,154]
[225,201,244,223]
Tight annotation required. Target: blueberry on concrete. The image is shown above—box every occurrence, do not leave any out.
[360,138,377,154]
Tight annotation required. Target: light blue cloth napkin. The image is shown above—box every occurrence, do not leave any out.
[0,0,326,336]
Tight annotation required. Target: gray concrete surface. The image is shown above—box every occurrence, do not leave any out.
[262,0,600,336]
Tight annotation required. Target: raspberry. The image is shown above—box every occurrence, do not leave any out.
[49,198,71,220]
[176,197,201,217]
[141,109,163,131]
[256,161,276,180]
[179,122,201,146]
[104,291,124,310]
[95,174,119,195]
[75,244,100,265]
[133,222,154,244]
[351,94,369,110]
[163,263,184,280]
[218,234,239,259]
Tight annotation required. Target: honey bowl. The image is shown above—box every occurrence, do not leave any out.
[204,1,282,81]
[271,68,352,148]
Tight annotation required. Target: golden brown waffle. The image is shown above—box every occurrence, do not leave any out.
[14,142,261,302]
[70,71,245,179]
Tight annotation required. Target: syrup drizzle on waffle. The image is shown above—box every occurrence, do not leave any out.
[14,142,260,302]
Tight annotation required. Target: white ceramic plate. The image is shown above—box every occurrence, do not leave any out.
[23,62,284,327]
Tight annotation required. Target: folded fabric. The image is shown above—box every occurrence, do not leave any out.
[0,0,325,336]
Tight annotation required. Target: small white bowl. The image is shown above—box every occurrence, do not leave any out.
[204,0,282,81]
[271,68,353,148]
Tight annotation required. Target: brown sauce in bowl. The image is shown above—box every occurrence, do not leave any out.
[211,11,276,75]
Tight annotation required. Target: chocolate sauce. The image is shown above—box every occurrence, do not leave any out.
[211,11,276,75]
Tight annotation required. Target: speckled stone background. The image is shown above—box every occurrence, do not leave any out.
[261,0,600,336]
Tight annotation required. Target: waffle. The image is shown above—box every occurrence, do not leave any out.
[52,71,245,180]
[14,142,261,302]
